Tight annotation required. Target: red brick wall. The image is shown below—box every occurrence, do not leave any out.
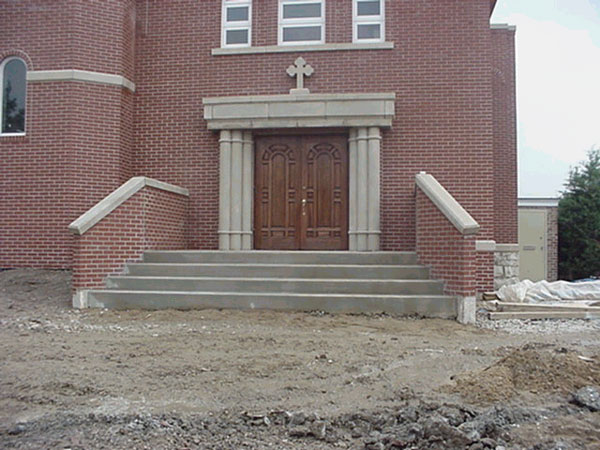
[2,0,514,268]
[415,189,477,297]
[72,186,188,291]
[134,0,496,251]
[0,0,135,77]
[476,251,495,293]
[491,28,518,244]
[0,0,135,269]
[1,81,72,268]
[0,82,134,268]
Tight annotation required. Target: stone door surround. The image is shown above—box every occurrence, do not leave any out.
[202,92,396,251]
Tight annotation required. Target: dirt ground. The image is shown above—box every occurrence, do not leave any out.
[1,269,599,449]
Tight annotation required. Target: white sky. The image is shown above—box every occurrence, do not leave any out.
[491,0,600,198]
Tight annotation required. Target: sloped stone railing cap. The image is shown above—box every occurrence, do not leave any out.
[415,172,480,235]
[69,177,189,235]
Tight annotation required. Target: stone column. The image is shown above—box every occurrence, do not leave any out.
[348,127,381,251]
[356,127,369,250]
[348,129,358,250]
[367,127,381,251]
[230,131,243,250]
[218,130,254,250]
[241,131,254,250]
[218,130,232,250]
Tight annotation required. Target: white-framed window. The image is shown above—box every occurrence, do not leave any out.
[221,0,252,48]
[353,0,385,43]
[279,0,325,46]
[1,56,27,135]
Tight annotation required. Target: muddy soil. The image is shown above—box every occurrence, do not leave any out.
[1,269,599,449]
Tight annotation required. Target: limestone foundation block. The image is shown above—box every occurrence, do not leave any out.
[457,296,476,324]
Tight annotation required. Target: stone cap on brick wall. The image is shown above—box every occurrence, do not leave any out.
[69,177,189,235]
[415,172,480,235]
[518,197,559,208]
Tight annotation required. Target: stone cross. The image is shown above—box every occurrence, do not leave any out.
[286,57,314,94]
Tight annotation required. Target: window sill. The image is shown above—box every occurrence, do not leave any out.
[0,132,26,137]
[211,41,394,56]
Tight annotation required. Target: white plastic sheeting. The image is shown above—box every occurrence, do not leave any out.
[497,280,600,306]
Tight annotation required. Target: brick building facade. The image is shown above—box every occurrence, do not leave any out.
[1,0,517,304]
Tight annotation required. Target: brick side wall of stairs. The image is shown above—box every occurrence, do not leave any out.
[415,189,478,297]
[72,186,188,292]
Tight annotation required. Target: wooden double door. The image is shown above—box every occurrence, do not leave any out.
[255,134,348,250]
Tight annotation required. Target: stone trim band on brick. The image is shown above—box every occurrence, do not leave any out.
[415,172,480,235]
[69,177,190,235]
[475,240,497,252]
[202,92,396,129]
[475,241,519,253]
[518,198,559,208]
[490,23,517,31]
[27,69,136,92]
[211,41,394,55]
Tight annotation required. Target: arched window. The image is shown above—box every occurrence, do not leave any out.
[1,57,27,135]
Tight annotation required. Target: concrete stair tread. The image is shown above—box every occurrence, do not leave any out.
[110,276,436,283]
[129,263,426,268]
[106,276,443,295]
[84,290,457,317]
[142,251,418,265]
[144,250,415,255]
[125,262,431,280]
[89,289,452,299]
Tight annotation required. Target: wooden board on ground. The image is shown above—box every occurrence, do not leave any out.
[495,302,600,313]
[489,311,600,320]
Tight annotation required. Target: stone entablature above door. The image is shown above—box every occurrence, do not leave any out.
[202,92,395,130]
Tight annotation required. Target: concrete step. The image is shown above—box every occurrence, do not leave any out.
[106,276,444,295]
[143,250,418,265]
[125,263,430,280]
[83,250,457,319]
[86,290,457,318]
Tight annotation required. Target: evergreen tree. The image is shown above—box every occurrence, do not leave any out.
[558,148,600,280]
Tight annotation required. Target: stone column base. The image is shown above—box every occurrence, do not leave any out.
[456,296,476,324]
[73,290,89,309]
